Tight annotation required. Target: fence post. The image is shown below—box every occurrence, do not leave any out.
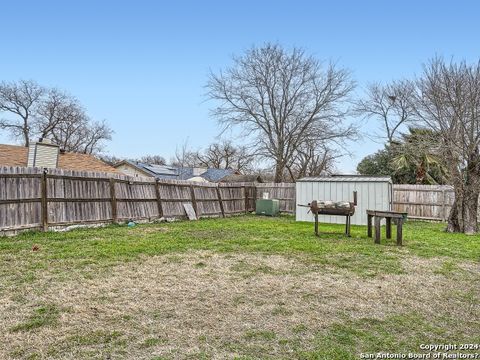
[189,185,198,217]
[155,180,163,219]
[292,183,296,215]
[253,185,257,213]
[248,185,255,212]
[243,186,248,214]
[216,185,225,218]
[109,178,117,223]
[442,190,446,221]
[41,169,48,231]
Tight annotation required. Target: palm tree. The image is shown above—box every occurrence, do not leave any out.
[391,127,447,184]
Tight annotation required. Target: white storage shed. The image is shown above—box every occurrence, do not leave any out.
[296,176,393,225]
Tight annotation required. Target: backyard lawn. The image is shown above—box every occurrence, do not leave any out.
[0,215,479,359]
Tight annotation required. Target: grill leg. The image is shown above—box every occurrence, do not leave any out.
[314,213,319,236]
[345,215,351,237]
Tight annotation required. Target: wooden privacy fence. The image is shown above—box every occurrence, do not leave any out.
[254,183,296,213]
[393,184,459,221]
[4,165,476,232]
[0,166,296,234]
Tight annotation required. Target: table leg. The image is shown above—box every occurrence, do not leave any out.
[367,214,373,237]
[386,217,392,239]
[314,213,319,236]
[374,216,381,244]
[396,219,403,246]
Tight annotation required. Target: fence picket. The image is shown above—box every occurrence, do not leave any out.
[0,166,295,233]
[3,166,475,234]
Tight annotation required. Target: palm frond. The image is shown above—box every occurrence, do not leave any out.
[392,154,409,170]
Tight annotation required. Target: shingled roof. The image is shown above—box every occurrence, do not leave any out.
[115,161,238,182]
[0,144,119,174]
[176,167,237,182]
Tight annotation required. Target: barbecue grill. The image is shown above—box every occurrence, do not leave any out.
[299,191,357,237]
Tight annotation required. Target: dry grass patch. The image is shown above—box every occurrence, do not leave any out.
[1,251,478,359]
[126,226,170,237]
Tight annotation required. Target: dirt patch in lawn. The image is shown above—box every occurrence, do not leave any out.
[1,252,478,359]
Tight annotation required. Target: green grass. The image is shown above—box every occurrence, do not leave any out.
[65,330,124,346]
[10,303,61,332]
[1,215,479,359]
[1,215,478,283]
[140,337,168,348]
[299,312,480,360]
[244,329,277,341]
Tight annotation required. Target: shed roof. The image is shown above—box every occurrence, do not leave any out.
[297,175,392,183]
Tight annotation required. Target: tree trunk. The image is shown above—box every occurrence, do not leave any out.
[415,164,426,184]
[447,187,479,234]
[446,198,461,233]
[24,130,30,147]
[23,116,30,147]
[463,191,479,234]
[274,160,285,183]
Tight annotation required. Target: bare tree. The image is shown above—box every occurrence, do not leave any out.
[207,43,356,182]
[170,140,197,167]
[286,143,338,180]
[194,141,234,168]
[228,145,255,173]
[37,89,113,155]
[51,118,112,154]
[356,80,416,144]
[138,155,167,165]
[0,80,113,154]
[0,80,45,146]
[413,57,480,234]
[81,120,113,154]
[35,88,82,139]
[98,154,123,166]
[193,141,254,172]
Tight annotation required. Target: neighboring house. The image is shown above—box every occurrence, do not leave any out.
[177,167,239,182]
[114,160,239,182]
[114,160,159,178]
[0,139,119,174]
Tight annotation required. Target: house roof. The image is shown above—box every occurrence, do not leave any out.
[178,167,237,182]
[115,161,237,182]
[297,175,392,183]
[0,144,120,174]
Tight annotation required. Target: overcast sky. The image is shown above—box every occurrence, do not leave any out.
[1,0,478,172]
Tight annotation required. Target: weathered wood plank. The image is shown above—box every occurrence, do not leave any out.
[41,170,48,231]
[0,167,332,232]
[109,178,117,223]
[154,181,163,218]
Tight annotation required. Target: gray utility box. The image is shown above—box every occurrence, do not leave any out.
[256,199,280,216]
